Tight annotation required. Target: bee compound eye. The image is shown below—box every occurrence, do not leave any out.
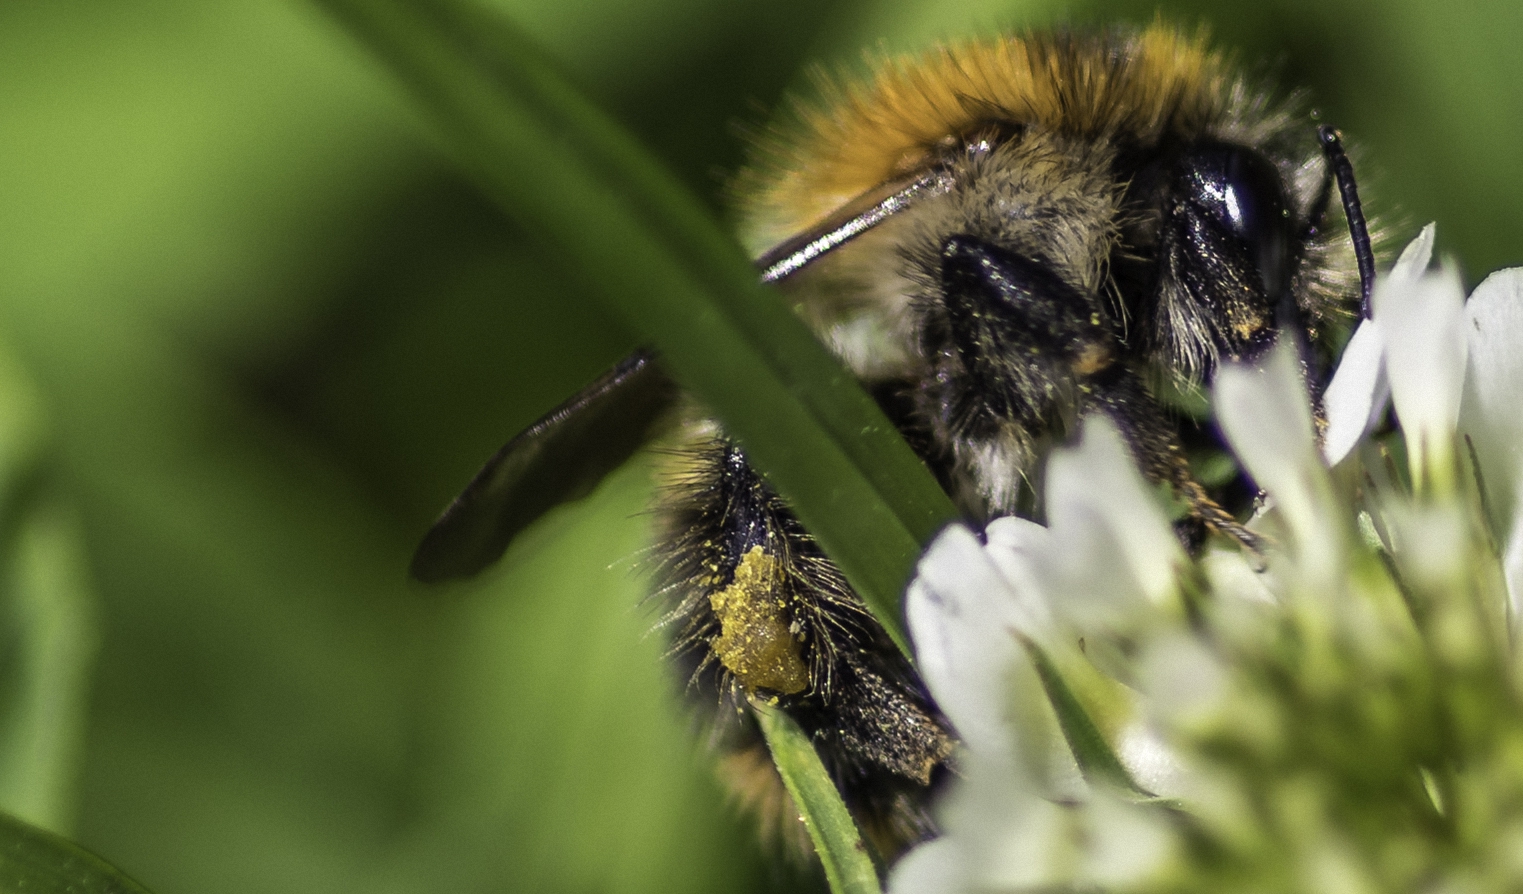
[1175,142,1295,303]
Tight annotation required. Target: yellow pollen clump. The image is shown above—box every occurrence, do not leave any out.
[1230,304,1270,342]
[1071,343,1114,376]
[709,546,809,695]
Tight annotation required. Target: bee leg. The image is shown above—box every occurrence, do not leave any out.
[1093,373,1264,555]
[655,433,954,863]
[1164,455,1266,554]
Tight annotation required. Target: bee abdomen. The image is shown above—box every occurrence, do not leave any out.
[654,430,953,860]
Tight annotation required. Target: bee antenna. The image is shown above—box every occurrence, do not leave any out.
[755,169,956,283]
[1317,125,1377,318]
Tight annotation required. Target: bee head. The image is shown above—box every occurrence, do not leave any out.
[1146,139,1304,378]
[928,234,1114,427]
[902,133,1123,440]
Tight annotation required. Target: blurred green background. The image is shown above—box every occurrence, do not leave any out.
[0,0,1516,892]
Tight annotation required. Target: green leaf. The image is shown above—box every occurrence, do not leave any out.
[310,0,960,653]
[0,810,155,894]
[755,705,882,894]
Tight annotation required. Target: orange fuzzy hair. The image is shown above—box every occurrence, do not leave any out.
[737,24,1232,253]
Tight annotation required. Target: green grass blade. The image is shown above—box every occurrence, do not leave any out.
[755,706,882,894]
[0,811,155,894]
[311,0,960,653]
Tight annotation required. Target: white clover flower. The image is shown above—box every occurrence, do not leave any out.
[893,227,1523,894]
[898,417,1183,894]
[1322,224,1523,619]
[1321,223,1433,467]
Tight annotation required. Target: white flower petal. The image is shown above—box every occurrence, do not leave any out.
[1507,494,1523,642]
[1217,340,1318,483]
[906,524,1056,765]
[1216,341,1340,578]
[1138,631,1227,733]
[1080,792,1176,886]
[1045,417,1182,613]
[1320,319,1388,466]
[1201,546,1276,605]
[1388,505,1468,592]
[1117,719,1186,799]
[1389,222,1436,285]
[1460,267,1523,536]
[940,752,1081,890]
[1376,264,1468,480]
[887,837,964,894]
[1489,476,1523,642]
[1317,225,1435,466]
[983,514,1056,603]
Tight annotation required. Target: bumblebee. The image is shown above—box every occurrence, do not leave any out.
[411,24,1375,869]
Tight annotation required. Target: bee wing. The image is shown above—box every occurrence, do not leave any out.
[410,350,679,582]
[412,166,950,582]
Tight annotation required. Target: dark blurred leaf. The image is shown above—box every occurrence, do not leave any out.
[0,500,97,834]
[0,344,96,833]
[0,810,154,894]
[310,0,961,653]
